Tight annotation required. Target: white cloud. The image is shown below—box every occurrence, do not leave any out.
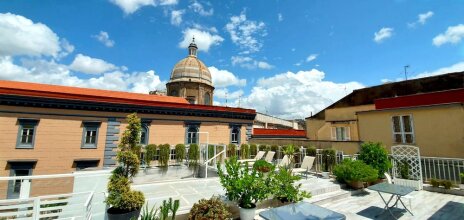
[0,13,61,57]
[239,69,364,119]
[278,13,283,22]
[69,54,118,74]
[110,0,178,14]
[306,54,318,62]
[178,28,224,52]
[189,0,213,16]
[408,11,434,28]
[208,66,246,87]
[225,11,267,54]
[93,31,115,47]
[413,61,464,79]
[170,10,184,26]
[215,88,244,100]
[433,24,464,47]
[231,56,273,69]
[374,27,394,43]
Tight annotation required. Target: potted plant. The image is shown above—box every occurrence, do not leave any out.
[305,145,317,157]
[140,197,180,220]
[357,142,391,179]
[249,144,257,157]
[188,144,200,166]
[188,197,231,220]
[106,113,145,220]
[441,180,453,190]
[258,144,267,152]
[460,173,464,190]
[252,160,274,173]
[144,144,157,168]
[333,159,378,189]
[283,144,296,168]
[272,167,311,203]
[227,143,236,157]
[321,148,336,178]
[430,178,440,187]
[159,144,170,167]
[217,157,273,220]
[240,144,250,159]
[175,144,186,164]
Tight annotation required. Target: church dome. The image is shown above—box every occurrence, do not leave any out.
[168,40,213,87]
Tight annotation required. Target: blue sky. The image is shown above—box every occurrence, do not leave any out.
[0,0,463,119]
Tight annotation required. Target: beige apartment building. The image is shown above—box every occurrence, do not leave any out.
[0,41,256,199]
[306,72,464,156]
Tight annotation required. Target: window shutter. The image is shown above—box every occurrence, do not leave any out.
[331,127,336,140]
[345,127,351,141]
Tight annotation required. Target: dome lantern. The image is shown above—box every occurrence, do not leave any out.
[188,37,198,57]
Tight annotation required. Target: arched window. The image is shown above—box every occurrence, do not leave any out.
[231,127,240,144]
[187,126,198,144]
[170,89,178,97]
[204,92,211,105]
[139,125,149,145]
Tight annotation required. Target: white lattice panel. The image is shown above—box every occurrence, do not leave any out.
[391,145,423,190]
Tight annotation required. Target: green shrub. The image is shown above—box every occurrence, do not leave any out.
[252,160,274,173]
[159,144,170,167]
[188,144,200,166]
[145,144,157,166]
[217,157,273,208]
[357,142,391,179]
[272,167,311,203]
[227,144,236,157]
[333,159,378,184]
[208,145,215,160]
[270,145,279,152]
[430,178,440,187]
[188,197,231,220]
[258,144,267,152]
[175,144,185,162]
[306,146,317,156]
[140,198,180,220]
[249,144,257,157]
[398,160,410,179]
[140,203,159,220]
[460,173,464,184]
[322,148,336,172]
[440,180,453,189]
[240,144,250,159]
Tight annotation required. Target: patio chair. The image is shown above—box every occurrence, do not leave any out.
[384,172,414,210]
[264,151,275,163]
[278,155,290,168]
[292,156,315,179]
[238,151,265,163]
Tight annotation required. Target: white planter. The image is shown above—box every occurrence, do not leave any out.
[239,205,256,220]
[321,172,330,179]
[394,178,423,190]
[460,184,464,190]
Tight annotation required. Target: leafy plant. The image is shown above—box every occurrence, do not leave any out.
[306,146,317,156]
[249,144,257,157]
[188,197,231,220]
[252,160,274,173]
[159,144,170,167]
[188,144,200,166]
[258,144,267,152]
[217,157,273,208]
[140,198,180,220]
[270,145,278,153]
[208,145,215,162]
[430,178,440,187]
[333,159,378,184]
[357,142,391,179]
[240,144,250,159]
[398,160,410,179]
[106,113,145,212]
[460,173,464,184]
[140,203,159,220]
[440,180,453,189]
[175,144,186,163]
[227,144,236,157]
[272,167,311,203]
[322,148,336,172]
[283,144,296,166]
[145,144,157,167]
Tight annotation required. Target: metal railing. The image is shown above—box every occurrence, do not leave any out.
[204,145,227,178]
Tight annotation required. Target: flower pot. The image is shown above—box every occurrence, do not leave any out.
[239,204,256,220]
[460,184,464,190]
[107,207,141,220]
[348,181,364,189]
[321,172,330,179]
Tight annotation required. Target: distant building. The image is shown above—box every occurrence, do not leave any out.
[254,112,303,130]
[306,72,464,157]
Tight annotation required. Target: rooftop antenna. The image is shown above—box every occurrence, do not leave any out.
[238,95,242,107]
[225,91,228,107]
[404,65,410,80]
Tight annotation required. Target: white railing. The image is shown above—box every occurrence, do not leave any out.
[421,156,464,184]
[0,191,93,220]
[204,145,227,178]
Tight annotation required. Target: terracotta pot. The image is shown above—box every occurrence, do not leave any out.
[107,207,141,220]
[348,181,365,189]
[239,203,256,220]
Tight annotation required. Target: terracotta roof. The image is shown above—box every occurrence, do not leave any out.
[253,128,306,138]
[0,80,256,115]
[375,88,464,110]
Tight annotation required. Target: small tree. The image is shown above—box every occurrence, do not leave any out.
[159,144,171,167]
[227,144,236,157]
[106,113,145,213]
[249,144,257,157]
[357,142,391,179]
[188,144,200,166]
[145,144,157,167]
[240,144,250,159]
[322,148,336,172]
[175,144,186,163]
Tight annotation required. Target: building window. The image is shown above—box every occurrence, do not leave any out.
[392,115,414,144]
[74,160,99,171]
[16,119,39,149]
[331,127,350,141]
[7,161,35,199]
[186,126,198,144]
[139,124,149,145]
[170,89,178,96]
[204,92,211,105]
[81,121,101,149]
[231,127,240,144]
[187,96,196,104]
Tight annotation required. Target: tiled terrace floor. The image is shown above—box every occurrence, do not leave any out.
[318,189,464,220]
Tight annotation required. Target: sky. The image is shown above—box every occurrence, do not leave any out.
[1,0,464,119]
